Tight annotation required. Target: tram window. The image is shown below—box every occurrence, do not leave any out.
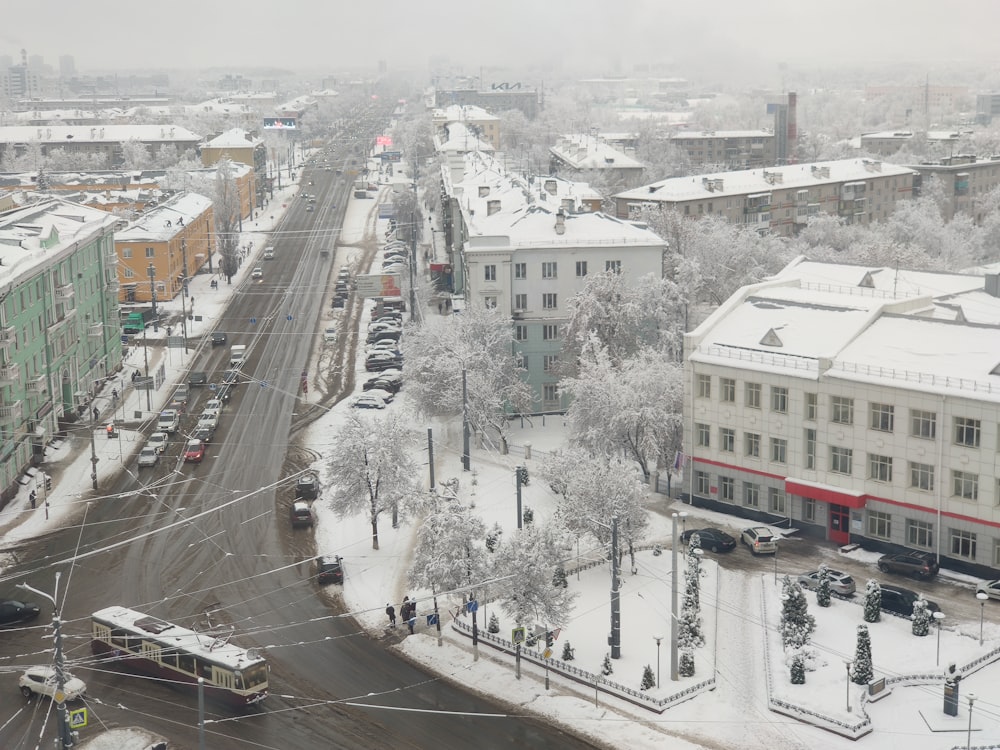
[111,628,128,647]
[178,654,195,675]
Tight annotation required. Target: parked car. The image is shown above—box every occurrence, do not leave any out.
[877,551,939,580]
[352,394,386,409]
[364,376,401,394]
[797,568,857,596]
[19,666,87,701]
[211,331,227,346]
[251,267,263,280]
[290,501,315,527]
[366,353,403,372]
[976,580,1000,600]
[364,388,394,405]
[332,296,346,309]
[183,440,206,463]
[0,599,40,626]
[679,527,736,553]
[137,446,159,468]
[879,583,940,618]
[296,473,319,500]
[316,555,344,584]
[188,370,207,387]
[741,526,778,555]
[157,410,180,433]
[324,326,338,342]
[147,432,168,454]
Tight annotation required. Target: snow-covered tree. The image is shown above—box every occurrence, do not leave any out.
[678,648,695,678]
[816,565,832,608]
[790,651,806,685]
[851,625,874,684]
[562,641,575,661]
[601,653,614,676]
[213,158,242,283]
[485,522,503,553]
[911,597,931,637]
[408,504,488,609]
[678,591,704,652]
[863,579,882,623]
[491,524,577,630]
[326,412,423,550]
[780,576,816,650]
[402,305,532,448]
[121,138,150,169]
[685,546,703,612]
[641,664,656,690]
[552,567,568,588]
[487,612,499,633]
[560,345,684,479]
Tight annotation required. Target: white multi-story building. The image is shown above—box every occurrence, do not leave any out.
[683,258,1000,575]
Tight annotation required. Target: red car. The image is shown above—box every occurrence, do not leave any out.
[183,439,206,463]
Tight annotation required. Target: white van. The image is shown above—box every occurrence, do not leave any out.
[229,345,247,367]
[263,246,275,260]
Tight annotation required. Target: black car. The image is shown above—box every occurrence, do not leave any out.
[679,527,737,553]
[877,551,939,580]
[296,472,319,500]
[188,371,207,387]
[211,331,227,346]
[317,556,344,585]
[222,369,240,385]
[192,425,215,443]
[0,599,41,626]
[332,296,346,309]
[879,583,940,618]
[363,376,401,394]
[215,383,233,403]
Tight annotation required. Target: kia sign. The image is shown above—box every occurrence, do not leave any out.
[376,135,393,146]
[355,273,402,298]
[263,117,297,129]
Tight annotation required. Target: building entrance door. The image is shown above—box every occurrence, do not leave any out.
[829,503,850,545]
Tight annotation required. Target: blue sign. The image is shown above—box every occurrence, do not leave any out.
[260,381,268,389]
[250,317,257,325]
[426,613,439,626]
[209,383,217,391]
[286,314,293,321]
[466,600,479,613]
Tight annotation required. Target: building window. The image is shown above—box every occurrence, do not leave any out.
[697,374,711,398]
[484,296,497,309]
[907,519,933,550]
[514,325,527,341]
[952,470,979,500]
[804,428,816,469]
[514,262,526,279]
[720,476,735,502]
[123,267,135,279]
[744,432,760,458]
[720,428,735,452]
[542,293,557,309]
[484,265,496,281]
[720,378,735,402]
[514,293,527,310]
[145,247,155,258]
[910,461,935,491]
[122,248,133,259]
[542,262,557,279]
[696,423,710,447]
[519,354,529,370]
[743,482,760,508]
[770,438,787,463]
[911,409,937,439]
[950,529,977,559]
[542,383,558,403]
[993,540,1000,568]
[605,260,622,273]
[542,324,558,340]
[695,471,710,495]
[954,416,981,448]
[745,382,761,408]
[802,498,816,523]
[870,403,894,432]
[575,261,587,277]
[830,446,853,474]
[831,396,854,425]
[769,488,786,514]
[805,392,818,420]
[867,511,891,540]
[543,354,559,373]
[770,386,788,413]
[869,454,893,483]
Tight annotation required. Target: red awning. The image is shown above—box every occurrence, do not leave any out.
[785,479,867,508]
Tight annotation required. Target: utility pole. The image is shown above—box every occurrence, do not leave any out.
[142,315,151,412]
[427,428,435,490]
[515,466,524,530]
[18,573,74,748]
[611,516,621,658]
[147,262,157,318]
[671,510,687,680]
[409,210,417,322]
[89,404,98,490]
[180,238,189,352]
[462,367,470,471]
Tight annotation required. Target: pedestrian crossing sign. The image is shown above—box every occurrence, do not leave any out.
[69,708,88,728]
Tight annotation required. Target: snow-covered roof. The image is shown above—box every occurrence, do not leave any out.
[203,128,261,149]
[0,124,201,144]
[115,192,213,243]
[550,134,644,170]
[616,158,916,203]
[670,129,773,140]
[439,122,494,153]
[434,104,499,122]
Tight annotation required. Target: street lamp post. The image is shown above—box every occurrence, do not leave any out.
[966,693,977,750]
[844,660,852,712]
[147,262,157,318]
[653,635,663,688]
[934,611,946,666]
[670,510,688,681]
[977,592,988,645]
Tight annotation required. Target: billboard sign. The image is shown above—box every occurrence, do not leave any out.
[376,135,393,146]
[263,117,297,129]
[380,150,402,162]
[355,273,402,299]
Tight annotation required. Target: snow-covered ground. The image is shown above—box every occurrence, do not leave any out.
[5,151,1000,750]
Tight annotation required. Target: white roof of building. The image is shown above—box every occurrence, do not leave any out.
[439,122,494,153]
[0,124,201,144]
[115,192,213,242]
[550,134,644,170]
[616,158,916,203]
[203,128,261,149]
[435,104,499,122]
[670,129,773,140]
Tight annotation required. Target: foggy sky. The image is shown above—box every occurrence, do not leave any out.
[5,0,1000,76]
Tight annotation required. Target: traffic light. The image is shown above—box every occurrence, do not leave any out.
[545,630,554,648]
[45,474,52,492]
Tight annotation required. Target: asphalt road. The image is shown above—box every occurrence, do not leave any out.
[0,113,603,750]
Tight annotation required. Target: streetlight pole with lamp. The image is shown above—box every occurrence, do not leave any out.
[670,510,688,681]
[934,611,946,666]
[966,692,977,750]
[844,660,852,713]
[653,634,663,688]
[977,592,989,645]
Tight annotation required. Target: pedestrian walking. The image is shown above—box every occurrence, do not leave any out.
[386,603,396,628]
[111,388,118,403]
[29,489,36,509]
[92,406,99,422]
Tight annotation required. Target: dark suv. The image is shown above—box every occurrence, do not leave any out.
[316,556,343,585]
[877,551,939,580]
[879,583,940,618]
[296,473,319,501]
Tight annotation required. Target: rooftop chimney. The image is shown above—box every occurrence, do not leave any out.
[555,209,566,235]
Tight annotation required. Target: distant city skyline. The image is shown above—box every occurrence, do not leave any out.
[4,0,1000,80]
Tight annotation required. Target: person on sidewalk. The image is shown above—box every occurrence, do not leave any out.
[386,603,396,628]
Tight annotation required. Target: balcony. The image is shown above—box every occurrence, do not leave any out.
[0,325,15,344]
[88,323,104,338]
[26,375,46,393]
[47,308,77,334]
[55,283,75,301]
[0,400,22,421]
[0,362,18,385]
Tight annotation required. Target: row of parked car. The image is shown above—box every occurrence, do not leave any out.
[358,302,404,407]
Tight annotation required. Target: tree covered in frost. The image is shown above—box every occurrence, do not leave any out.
[851,625,874,685]
[678,648,695,678]
[602,653,614,676]
[790,650,806,685]
[560,344,684,480]
[213,158,242,283]
[816,565,832,608]
[780,576,815,650]
[678,591,704,653]
[326,412,423,550]
[490,523,576,631]
[911,597,931,637]
[408,503,488,609]
[487,612,500,633]
[401,305,532,449]
[863,579,882,623]
[641,664,656,690]
[685,546,703,612]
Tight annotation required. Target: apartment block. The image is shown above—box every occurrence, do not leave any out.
[667,130,776,171]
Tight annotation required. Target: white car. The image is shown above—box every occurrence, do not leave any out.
[324,326,338,342]
[352,394,386,409]
[19,666,87,701]
[197,412,219,430]
[365,388,394,404]
[797,568,856,596]
[157,409,179,433]
[137,446,159,468]
[204,399,224,415]
[251,267,263,280]
[147,432,169,454]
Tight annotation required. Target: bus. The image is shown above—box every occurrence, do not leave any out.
[91,606,268,708]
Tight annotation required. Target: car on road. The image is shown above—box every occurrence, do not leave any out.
[188,370,207,387]
[679,527,736,553]
[352,394,386,409]
[204,398,224,415]
[215,383,233,404]
[147,432,168,454]
[296,473,319,500]
[741,526,778,555]
[305,204,315,212]
[316,555,344,584]
[192,425,215,443]
[137,446,159,468]
[263,246,275,260]
[19,666,87,701]
[877,551,939,580]
[251,267,263,280]
[222,369,239,385]
[157,409,180,433]
[0,599,40,626]
[211,331,227,346]
[324,326,337,342]
[183,440,206,463]
[290,501,315,527]
[797,568,857,596]
[879,583,940,618]
[976,580,1000,600]
[197,412,219,430]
